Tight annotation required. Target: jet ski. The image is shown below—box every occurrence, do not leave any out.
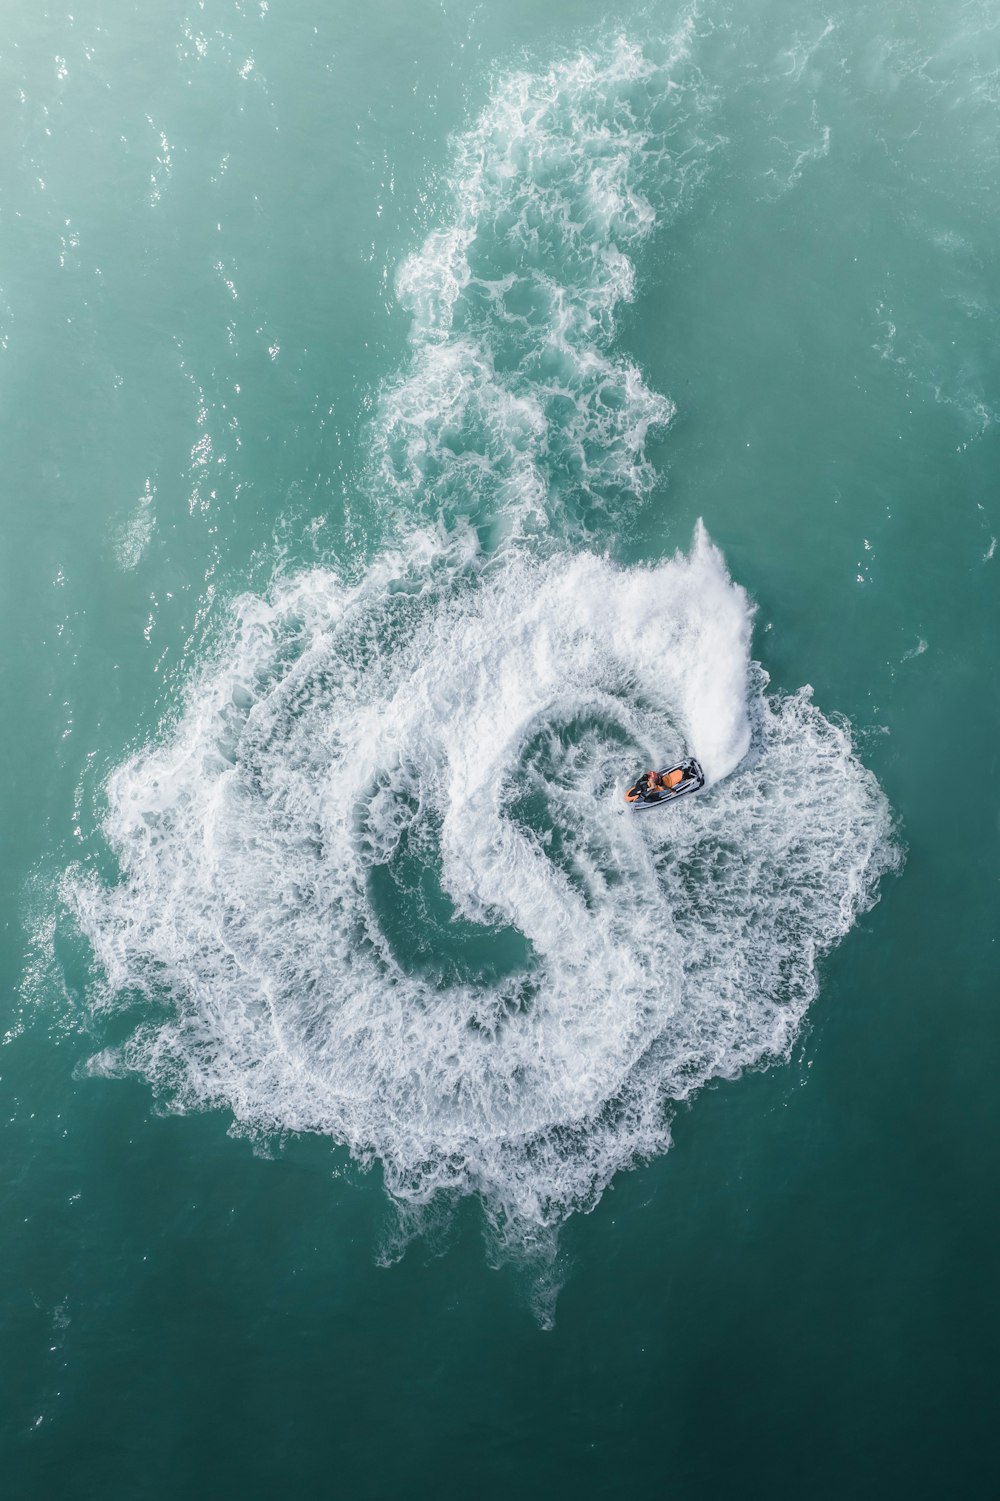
[624,757,705,810]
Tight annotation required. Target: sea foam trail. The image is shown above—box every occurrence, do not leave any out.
[373,28,716,543]
[70,526,897,1250]
[67,35,898,1266]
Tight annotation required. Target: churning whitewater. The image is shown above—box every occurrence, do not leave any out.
[70,34,898,1253]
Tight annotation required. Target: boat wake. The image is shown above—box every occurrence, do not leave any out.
[67,31,899,1284]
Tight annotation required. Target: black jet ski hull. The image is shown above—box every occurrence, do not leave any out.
[625,757,705,810]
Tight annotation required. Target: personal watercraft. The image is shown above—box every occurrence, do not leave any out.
[624,757,705,810]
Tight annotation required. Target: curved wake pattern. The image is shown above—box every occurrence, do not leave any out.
[71,33,898,1267]
[72,534,895,1253]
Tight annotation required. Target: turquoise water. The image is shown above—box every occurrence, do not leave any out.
[3,0,999,1494]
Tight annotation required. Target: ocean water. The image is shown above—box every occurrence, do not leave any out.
[2,0,998,1496]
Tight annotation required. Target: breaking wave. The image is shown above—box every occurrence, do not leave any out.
[68,30,898,1268]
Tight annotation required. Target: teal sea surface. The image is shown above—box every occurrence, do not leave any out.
[2,1,998,1495]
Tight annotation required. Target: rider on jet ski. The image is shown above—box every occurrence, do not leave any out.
[646,767,685,793]
[625,756,704,808]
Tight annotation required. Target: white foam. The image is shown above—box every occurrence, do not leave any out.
[373,30,713,541]
[70,524,898,1249]
[115,479,156,571]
